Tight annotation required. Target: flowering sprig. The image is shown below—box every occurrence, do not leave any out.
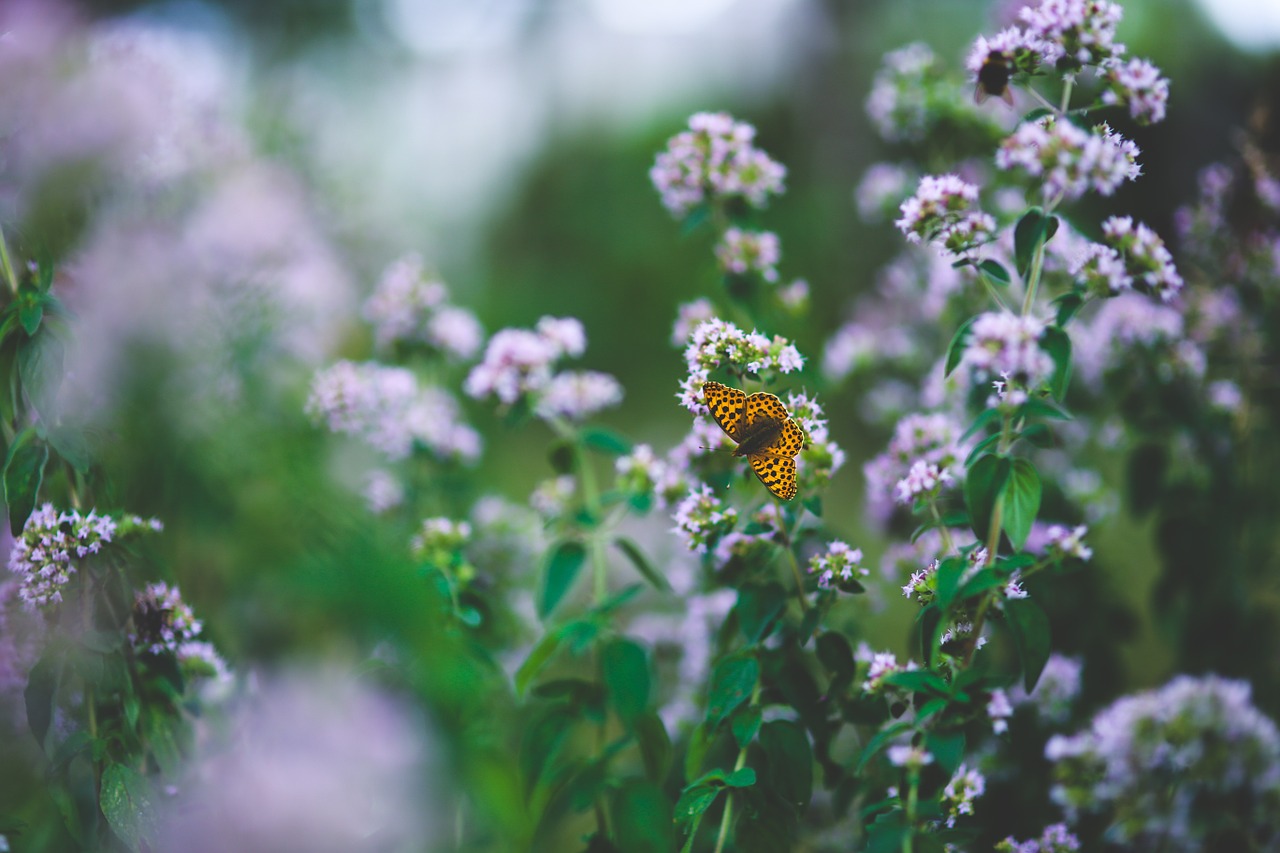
[677,317,804,412]
[649,111,785,219]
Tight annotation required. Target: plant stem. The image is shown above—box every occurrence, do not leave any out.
[902,770,920,853]
[713,679,761,853]
[928,499,956,555]
[0,225,17,296]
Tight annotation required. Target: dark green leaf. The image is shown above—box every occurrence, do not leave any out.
[956,568,1004,600]
[144,713,183,779]
[815,632,855,677]
[1041,326,1072,401]
[1127,443,1167,517]
[538,539,587,618]
[515,630,565,696]
[760,720,812,809]
[960,407,1001,441]
[1001,458,1041,550]
[520,707,575,796]
[881,670,950,695]
[633,712,671,783]
[964,432,1003,467]
[736,583,785,646]
[925,730,966,775]
[802,495,823,517]
[725,767,757,788]
[705,655,758,728]
[18,299,42,336]
[4,428,47,535]
[1019,397,1072,421]
[1020,423,1054,447]
[602,638,649,726]
[1006,598,1052,692]
[24,654,56,751]
[1053,291,1085,327]
[977,259,1011,287]
[684,722,713,782]
[932,557,967,610]
[581,427,633,456]
[100,763,157,852]
[17,330,63,419]
[1021,107,1053,123]
[613,537,671,592]
[964,454,1011,542]
[1014,207,1057,278]
[611,780,673,853]
[944,316,978,378]
[730,705,762,749]
[548,440,574,475]
[856,722,914,772]
[674,784,720,825]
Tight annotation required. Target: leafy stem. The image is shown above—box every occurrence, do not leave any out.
[713,678,762,853]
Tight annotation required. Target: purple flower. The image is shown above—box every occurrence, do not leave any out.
[650,112,785,218]
[1019,0,1125,69]
[129,582,202,656]
[1101,57,1170,124]
[996,116,1141,202]
[715,228,781,282]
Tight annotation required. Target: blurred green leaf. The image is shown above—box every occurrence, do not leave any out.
[581,426,632,456]
[5,427,47,535]
[100,763,157,852]
[674,784,720,825]
[613,536,671,592]
[736,582,785,646]
[1006,597,1052,692]
[602,638,649,726]
[611,780,673,853]
[725,767,757,788]
[977,259,1011,287]
[925,730,966,775]
[964,453,1010,542]
[760,720,812,809]
[1041,326,1072,401]
[730,705,762,749]
[538,539,587,618]
[633,711,671,783]
[944,316,978,377]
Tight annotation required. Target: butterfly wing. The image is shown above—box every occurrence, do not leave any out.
[745,393,805,459]
[748,454,797,501]
[703,382,746,441]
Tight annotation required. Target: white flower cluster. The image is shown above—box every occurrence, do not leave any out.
[962,312,1056,391]
[942,764,986,827]
[650,112,786,218]
[307,361,481,462]
[465,316,622,423]
[808,541,866,590]
[1045,675,1280,850]
[864,412,968,527]
[995,116,1140,202]
[8,504,129,609]
[129,582,202,656]
[362,254,483,360]
[714,228,781,282]
[858,644,919,694]
[894,460,955,505]
[895,174,996,255]
[678,318,804,413]
[671,484,738,555]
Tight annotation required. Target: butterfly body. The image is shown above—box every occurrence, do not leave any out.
[702,381,804,501]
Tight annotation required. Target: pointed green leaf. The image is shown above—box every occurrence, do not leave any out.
[1001,458,1042,550]
[612,779,674,853]
[964,453,1011,542]
[613,536,671,592]
[705,655,758,728]
[725,767,757,788]
[944,316,979,377]
[5,428,47,535]
[602,638,650,726]
[977,259,1011,287]
[736,583,785,645]
[674,784,720,825]
[730,705,762,749]
[581,426,633,456]
[1040,326,1072,401]
[760,720,813,809]
[538,539,587,618]
[1006,597,1052,692]
[633,712,671,783]
[100,763,157,852]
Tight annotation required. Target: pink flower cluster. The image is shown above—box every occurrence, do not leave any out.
[995,117,1140,202]
[362,254,482,360]
[650,112,786,218]
[896,174,996,255]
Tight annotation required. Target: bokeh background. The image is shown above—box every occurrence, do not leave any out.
[3,0,1280,844]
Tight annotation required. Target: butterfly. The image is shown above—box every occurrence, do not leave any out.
[703,381,805,501]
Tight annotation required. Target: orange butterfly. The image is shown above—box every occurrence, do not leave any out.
[703,381,804,501]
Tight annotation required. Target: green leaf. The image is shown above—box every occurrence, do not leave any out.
[705,655,758,728]
[515,629,565,696]
[602,638,649,726]
[977,259,1012,287]
[730,705,762,749]
[964,432,1003,467]
[925,730,966,775]
[760,720,813,809]
[612,537,671,592]
[4,428,48,535]
[956,568,1005,601]
[1013,208,1058,278]
[633,712,671,783]
[815,632,855,677]
[1053,291,1085,327]
[18,299,43,336]
[17,330,63,419]
[736,583,785,646]
[1001,458,1042,550]
[538,539,587,618]
[856,721,913,772]
[932,557,967,610]
[1040,326,1072,401]
[684,722,713,782]
[944,316,978,378]
[881,670,950,696]
[548,440,574,475]
[24,654,56,751]
[964,454,1011,542]
[520,707,575,796]
[581,427,633,456]
[1005,597,1052,692]
[611,780,674,853]
[1019,397,1072,421]
[960,407,1001,442]
[100,763,157,852]
[725,767,758,788]
[674,784,720,825]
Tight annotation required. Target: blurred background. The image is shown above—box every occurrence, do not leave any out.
[4,0,1279,710]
